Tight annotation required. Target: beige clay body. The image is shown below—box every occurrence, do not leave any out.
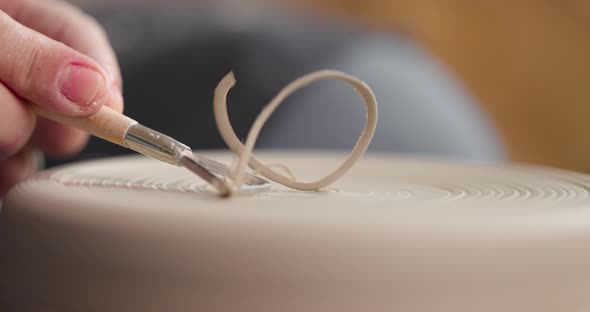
[2,152,590,311]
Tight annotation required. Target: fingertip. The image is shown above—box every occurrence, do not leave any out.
[0,150,37,196]
[56,62,111,115]
[31,118,90,158]
[0,1,120,117]
[0,110,36,160]
[0,85,36,160]
[46,129,89,158]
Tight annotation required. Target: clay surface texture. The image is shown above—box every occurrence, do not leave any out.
[2,152,590,311]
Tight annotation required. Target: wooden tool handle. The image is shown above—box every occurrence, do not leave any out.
[32,105,137,146]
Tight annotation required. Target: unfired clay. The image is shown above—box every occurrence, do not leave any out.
[2,152,590,311]
[214,70,377,191]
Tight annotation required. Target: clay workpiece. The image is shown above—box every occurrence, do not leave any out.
[2,152,590,311]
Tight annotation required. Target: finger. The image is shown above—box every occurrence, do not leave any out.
[0,82,36,159]
[3,0,124,112]
[30,118,89,158]
[0,10,112,115]
[0,150,36,196]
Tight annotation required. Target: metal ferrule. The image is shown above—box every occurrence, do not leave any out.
[123,124,190,165]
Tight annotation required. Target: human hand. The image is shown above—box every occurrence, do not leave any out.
[0,0,123,196]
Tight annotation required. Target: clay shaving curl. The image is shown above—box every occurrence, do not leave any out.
[213,70,378,193]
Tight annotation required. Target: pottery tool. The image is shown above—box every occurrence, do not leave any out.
[32,105,271,197]
[29,70,375,197]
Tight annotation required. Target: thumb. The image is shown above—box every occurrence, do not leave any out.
[0,10,111,116]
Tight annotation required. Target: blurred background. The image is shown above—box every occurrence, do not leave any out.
[55,0,590,172]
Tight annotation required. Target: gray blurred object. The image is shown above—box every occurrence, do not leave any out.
[260,33,505,161]
[50,5,504,166]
